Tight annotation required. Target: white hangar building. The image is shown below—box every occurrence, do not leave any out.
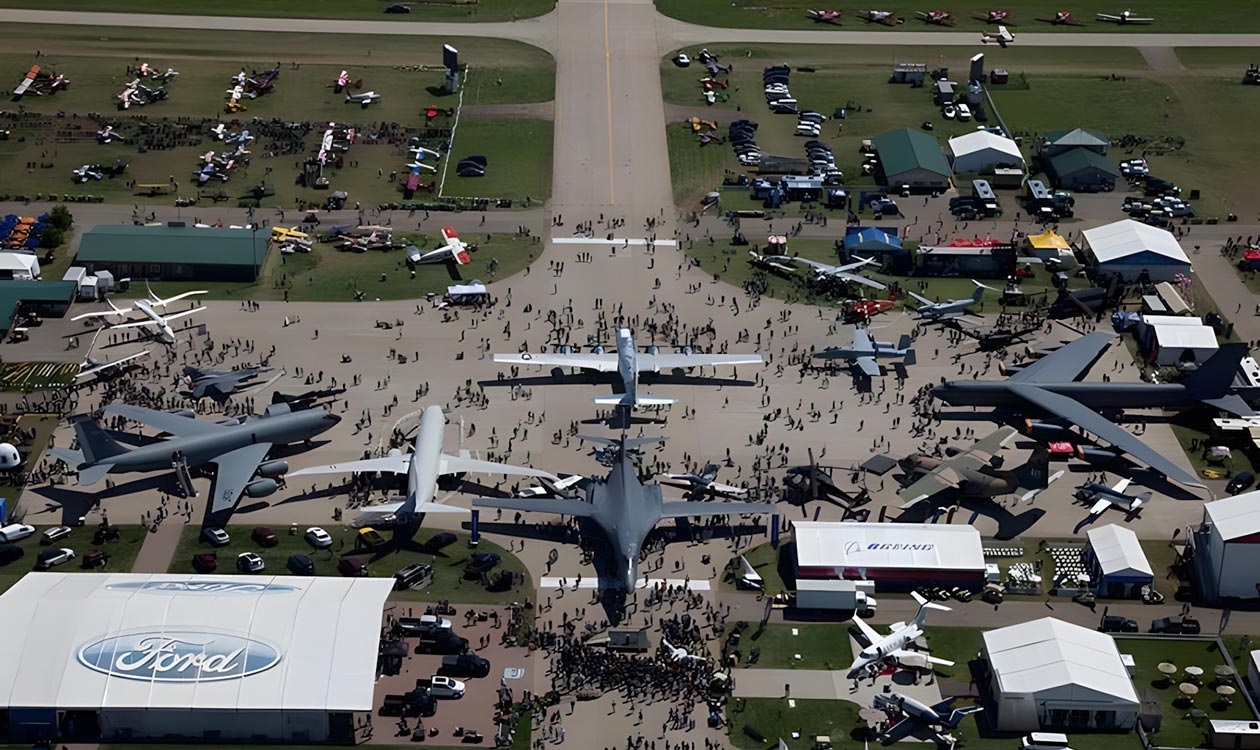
[1082,219,1191,283]
[982,617,1140,732]
[0,573,393,744]
[947,131,1025,174]
[1196,491,1260,601]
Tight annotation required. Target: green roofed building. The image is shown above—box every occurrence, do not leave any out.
[1042,128,1109,157]
[1041,147,1120,192]
[75,223,269,282]
[871,128,952,191]
[0,280,76,336]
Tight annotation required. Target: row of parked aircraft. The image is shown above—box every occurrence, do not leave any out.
[806,8,1151,26]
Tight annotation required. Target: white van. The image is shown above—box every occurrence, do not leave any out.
[0,524,35,543]
[1021,733,1070,750]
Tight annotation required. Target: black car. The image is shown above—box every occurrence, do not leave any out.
[1150,616,1201,635]
[1227,471,1255,496]
[440,654,491,678]
[1099,615,1139,633]
[0,543,24,567]
[415,632,469,655]
[287,553,316,576]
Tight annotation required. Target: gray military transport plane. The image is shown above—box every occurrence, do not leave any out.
[932,332,1250,488]
[49,403,340,520]
[471,433,775,591]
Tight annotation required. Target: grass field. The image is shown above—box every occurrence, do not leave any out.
[655,0,1260,33]
[121,230,539,302]
[169,523,533,604]
[0,523,147,593]
[667,122,730,206]
[727,697,862,750]
[443,118,553,203]
[0,25,554,207]
[726,622,851,670]
[0,0,555,22]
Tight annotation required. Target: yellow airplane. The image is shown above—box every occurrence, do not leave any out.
[270,226,311,244]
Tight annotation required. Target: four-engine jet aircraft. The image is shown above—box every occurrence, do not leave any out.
[493,327,763,409]
[472,433,774,590]
[813,329,915,377]
[71,285,207,345]
[932,332,1249,488]
[896,427,1063,508]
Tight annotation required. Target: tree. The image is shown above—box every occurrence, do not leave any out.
[48,205,73,231]
[40,226,64,249]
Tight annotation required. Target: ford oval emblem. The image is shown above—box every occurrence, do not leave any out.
[78,630,281,682]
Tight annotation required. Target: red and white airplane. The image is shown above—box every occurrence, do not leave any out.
[407,226,471,266]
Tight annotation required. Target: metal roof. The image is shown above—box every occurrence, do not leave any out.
[1204,492,1260,541]
[1083,219,1189,265]
[1087,524,1153,578]
[948,131,1024,162]
[1045,148,1120,179]
[793,521,984,572]
[0,573,393,712]
[984,618,1139,704]
[872,128,952,179]
[1044,128,1109,148]
[77,224,268,267]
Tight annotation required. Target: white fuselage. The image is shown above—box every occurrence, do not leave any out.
[405,404,447,513]
[848,622,922,677]
[615,328,640,404]
[134,299,176,343]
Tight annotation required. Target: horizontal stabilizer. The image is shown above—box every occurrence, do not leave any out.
[78,463,114,486]
[416,501,470,515]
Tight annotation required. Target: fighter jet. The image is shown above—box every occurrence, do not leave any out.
[749,252,887,290]
[181,365,270,402]
[472,433,774,590]
[848,591,952,677]
[662,461,747,498]
[874,693,984,746]
[48,403,340,524]
[906,280,992,320]
[932,332,1249,488]
[813,329,915,377]
[896,427,1063,508]
[289,404,556,526]
[1096,9,1153,24]
[406,225,471,266]
[1075,477,1151,516]
[493,327,763,409]
[70,284,207,345]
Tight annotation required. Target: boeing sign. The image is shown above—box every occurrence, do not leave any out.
[78,630,281,682]
[104,581,298,595]
[845,541,936,554]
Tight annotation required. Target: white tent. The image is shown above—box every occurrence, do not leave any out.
[1082,220,1190,282]
[1200,491,1260,599]
[947,131,1025,173]
[1086,525,1153,598]
[793,521,984,587]
[0,573,393,743]
[983,617,1139,732]
[0,252,40,280]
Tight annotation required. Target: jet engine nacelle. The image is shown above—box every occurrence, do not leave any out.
[244,478,278,498]
[1077,446,1120,462]
[1024,420,1068,436]
[647,345,660,355]
[997,362,1023,376]
[168,409,197,419]
[257,460,288,478]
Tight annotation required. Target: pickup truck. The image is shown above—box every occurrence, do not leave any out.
[441,654,491,678]
[1150,616,1201,635]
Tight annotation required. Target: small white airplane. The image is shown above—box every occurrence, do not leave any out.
[515,473,585,498]
[494,327,763,409]
[345,90,381,108]
[226,85,244,103]
[407,226,471,266]
[981,25,1015,47]
[70,285,207,345]
[117,80,140,109]
[406,161,438,172]
[1075,477,1152,516]
[661,638,707,664]
[847,591,953,678]
[1096,9,1153,24]
[662,462,747,498]
[749,252,886,290]
[410,145,442,160]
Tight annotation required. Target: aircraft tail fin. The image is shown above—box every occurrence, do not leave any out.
[902,349,917,367]
[74,418,129,466]
[896,335,912,351]
[1185,343,1248,400]
[1013,447,1064,502]
[910,590,951,619]
[945,706,984,727]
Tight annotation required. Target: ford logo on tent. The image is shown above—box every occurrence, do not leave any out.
[78,630,281,682]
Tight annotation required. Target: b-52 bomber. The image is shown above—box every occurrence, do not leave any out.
[933,332,1249,488]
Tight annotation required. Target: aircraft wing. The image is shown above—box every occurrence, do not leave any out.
[658,501,774,518]
[472,496,597,517]
[289,454,411,477]
[635,353,764,371]
[208,441,273,515]
[438,452,558,480]
[850,615,882,647]
[906,290,934,307]
[77,350,150,380]
[897,472,958,509]
[879,717,923,745]
[492,352,620,372]
[161,308,203,323]
[151,290,208,309]
[971,426,1019,456]
[851,328,874,352]
[1008,332,1114,384]
[854,357,880,378]
[1089,498,1113,515]
[1112,477,1132,494]
[71,307,133,321]
[1007,382,1204,488]
[794,258,886,290]
[103,404,226,436]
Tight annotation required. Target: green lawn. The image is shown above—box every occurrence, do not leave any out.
[666,121,730,206]
[726,540,790,595]
[656,0,1260,33]
[0,523,147,593]
[727,697,863,750]
[0,25,553,207]
[0,0,555,22]
[442,118,553,203]
[726,622,851,670]
[169,524,533,604]
[122,230,539,302]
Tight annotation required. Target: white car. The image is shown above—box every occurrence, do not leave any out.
[428,675,466,699]
[420,614,453,630]
[236,552,265,573]
[305,527,333,549]
[201,527,230,547]
[0,523,35,543]
[41,526,72,545]
[37,547,75,570]
[942,104,957,119]
[956,103,972,121]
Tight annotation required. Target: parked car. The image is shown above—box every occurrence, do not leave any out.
[36,547,75,570]
[81,550,107,569]
[956,103,972,121]
[1098,614,1139,633]
[415,632,469,655]
[236,552,265,574]
[252,527,279,547]
[1150,616,1201,635]
[0,523,35,543]
[287,553,316,576]
[41,526,72,545]
[1227,471,1255,495]
[305,527,333,549]
[201,527,230,547]
[428,675,466,699]
[440,654,491,678]
[338,557,368,577]
[0,543,24,567]
[192,552,218,573]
